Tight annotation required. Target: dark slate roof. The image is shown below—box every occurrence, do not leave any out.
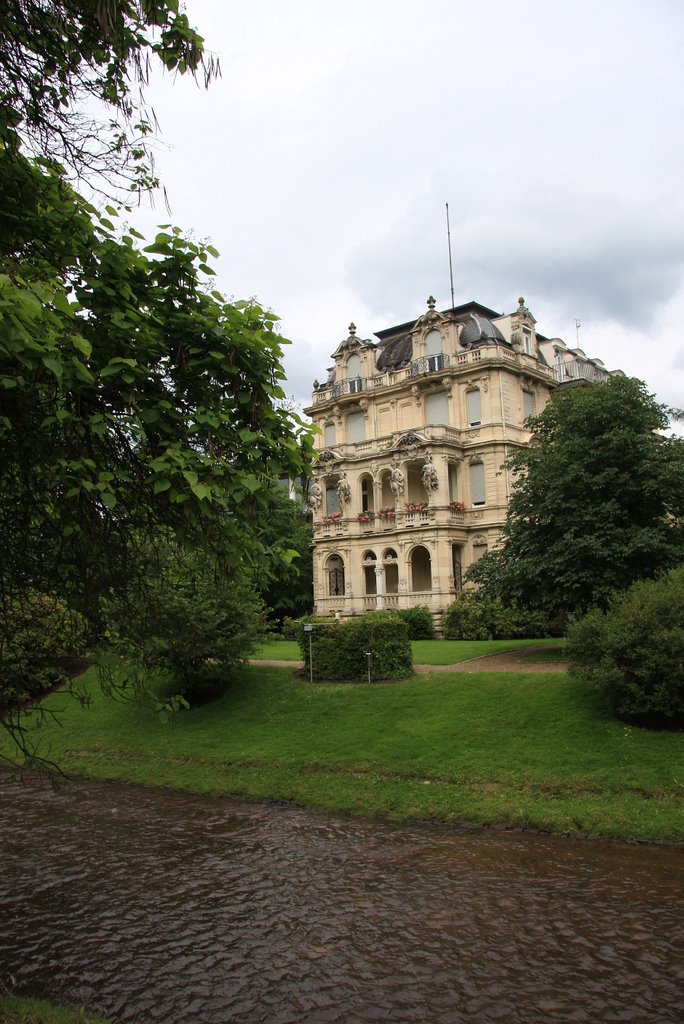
[376,332,413,371]
[374,300,502,341]
[458,313,507,347]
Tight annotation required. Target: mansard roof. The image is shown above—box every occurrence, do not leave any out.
[374,300,502,342]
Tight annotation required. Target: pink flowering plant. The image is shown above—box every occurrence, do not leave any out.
[357,510,375,524]
[449,500,467,513]
[322,511,343,525]
[405,502,428,513]
[377,506,396,520]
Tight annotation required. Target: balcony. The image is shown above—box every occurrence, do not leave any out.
[315,504,468,538]
[311,346,553,405]
[553,360,611,385]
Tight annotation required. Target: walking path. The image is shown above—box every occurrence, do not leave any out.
[250,647,568,675]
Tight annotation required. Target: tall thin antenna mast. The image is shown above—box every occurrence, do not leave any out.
[446,203,455,309]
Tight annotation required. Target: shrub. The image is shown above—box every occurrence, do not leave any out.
[103,544,265,705]
[297,613,412,681]
[566,567,684,728]
[442,592,555,640]
[1,591,90,709]
[395,605,435,640]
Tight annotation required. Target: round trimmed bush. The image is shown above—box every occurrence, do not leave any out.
[566,566,684,728]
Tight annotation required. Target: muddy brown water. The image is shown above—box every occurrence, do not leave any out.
[0,776,682,1024]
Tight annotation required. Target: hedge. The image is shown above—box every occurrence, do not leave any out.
[296,613,413,681]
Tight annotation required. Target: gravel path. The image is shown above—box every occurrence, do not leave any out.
[250,647,568,675]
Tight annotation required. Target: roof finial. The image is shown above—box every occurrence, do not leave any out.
[518,296,525,309]
[427,295,436,311]
[348,322,357,338]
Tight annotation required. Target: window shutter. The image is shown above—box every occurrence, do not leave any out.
[347,411,365,443]
[425,391,449,425]
[466,388,481,426]
[523,390,535,420]
[470,461,486,506]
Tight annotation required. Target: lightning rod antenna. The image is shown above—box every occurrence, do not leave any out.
[446,203,455,309]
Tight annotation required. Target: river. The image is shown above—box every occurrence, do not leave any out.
[0,776,682,1023]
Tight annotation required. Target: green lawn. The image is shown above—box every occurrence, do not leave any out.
[255,637,562,664]
[5,659,683,843]
[0,996,108,1024]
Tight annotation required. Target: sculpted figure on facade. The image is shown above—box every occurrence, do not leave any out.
[389,458,405,498]
[421,454,439,494]
[308,479,323,510]
[337,473,351,505]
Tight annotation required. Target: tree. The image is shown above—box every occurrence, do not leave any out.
[102,541,267,708]
[468,376,684,619]
[0,0,218,192]
[253,487,314,628]
[0,4,315,753]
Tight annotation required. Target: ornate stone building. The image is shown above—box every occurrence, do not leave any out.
[303,297,618,628]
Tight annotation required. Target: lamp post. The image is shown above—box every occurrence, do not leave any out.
[303,624,313,684]
[365,649,373,685]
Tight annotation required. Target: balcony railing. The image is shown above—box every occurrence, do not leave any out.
[316,504,469,537]
[312,346,553,404]
[553,361,611,385]
[331,376,364,397]
[410,353,450,376]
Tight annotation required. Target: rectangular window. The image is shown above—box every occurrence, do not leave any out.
[466,389,481,426]
[470,462,486,506]
[523,390,535,421]
[425,391,449,426]
[347,411,365,443]
[324,422,336,447]
[325,486,338,515]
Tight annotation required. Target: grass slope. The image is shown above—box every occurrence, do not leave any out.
[0,996,108,1024]
[5,655,682,843]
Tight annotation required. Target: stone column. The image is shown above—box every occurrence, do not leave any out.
[374,564,385,610]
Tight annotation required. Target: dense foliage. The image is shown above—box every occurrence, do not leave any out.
[442,592,556,641]
[254,488,313,628]
[102,543,265,708]
[468,376,684,618]
[566,566,684,728]
[0,2,314,752]
[394,605,435,640]
[0,0,218,191]
[297,614,413,682]
[0,592,89,711]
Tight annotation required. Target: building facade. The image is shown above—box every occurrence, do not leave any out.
[303,296,617,628]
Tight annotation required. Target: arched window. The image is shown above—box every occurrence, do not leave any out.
[346,353,362,393]
[383,548,399,594]
[425,329,445,372]
[363,551,377,595]
[410,546,432,592]
[326,554,345,596]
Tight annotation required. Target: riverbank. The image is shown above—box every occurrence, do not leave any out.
[3,644,682,843]
[0,995,108,1024]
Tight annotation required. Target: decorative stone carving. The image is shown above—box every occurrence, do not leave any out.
[319,450,336,463]
[337,474,351,505]
[308,480,323,510]
[389,457,405,498]
[421,454,439,493]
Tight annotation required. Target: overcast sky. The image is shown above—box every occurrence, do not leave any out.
[131,0,684,422]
